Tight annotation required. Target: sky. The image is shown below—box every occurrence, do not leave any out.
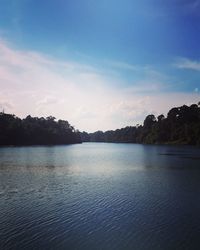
[0,0,200,132]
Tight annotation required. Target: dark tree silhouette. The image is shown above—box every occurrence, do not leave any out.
[0,113,81,146]
[80,102,200,145]
[1,102,200,146]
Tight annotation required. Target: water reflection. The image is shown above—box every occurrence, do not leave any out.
[141,144,200,170]
[0,143,200,250]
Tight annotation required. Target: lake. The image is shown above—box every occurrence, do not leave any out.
[0,143,200,250]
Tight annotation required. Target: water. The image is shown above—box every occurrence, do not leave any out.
[0,143,200,250]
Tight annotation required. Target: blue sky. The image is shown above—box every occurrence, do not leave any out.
[0,0,200,131]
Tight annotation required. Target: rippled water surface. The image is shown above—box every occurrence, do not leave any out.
[0,143,200,250]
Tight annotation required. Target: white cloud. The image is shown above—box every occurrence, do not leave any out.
[124,81,166,94]
[0,39,199,132]
[175,58,200,71]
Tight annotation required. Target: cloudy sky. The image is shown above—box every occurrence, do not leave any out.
[0,0,200,132]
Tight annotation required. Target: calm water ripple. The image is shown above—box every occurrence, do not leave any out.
[0,143,200,249]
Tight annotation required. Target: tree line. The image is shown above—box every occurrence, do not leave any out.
[0,102,200,146]
[0,113,81,145]
[80,102,200,145]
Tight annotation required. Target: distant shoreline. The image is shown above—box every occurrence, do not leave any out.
[80,103,200,146]
[1,102,200,146]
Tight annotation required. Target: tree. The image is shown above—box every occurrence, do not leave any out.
[143,114,156,129]
[0,113,81,145]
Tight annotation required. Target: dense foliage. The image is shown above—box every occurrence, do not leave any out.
[1,102,200,146]
[0,113,81,145]
[81,103,200,145]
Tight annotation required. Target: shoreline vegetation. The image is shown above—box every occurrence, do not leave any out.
[81,102,200,146]
[0,102,200,146]
[0,114,81,145]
